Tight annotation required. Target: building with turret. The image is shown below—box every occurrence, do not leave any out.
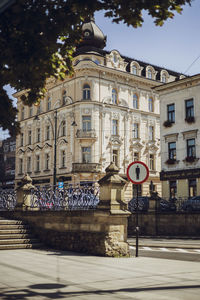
[14,17,184,197]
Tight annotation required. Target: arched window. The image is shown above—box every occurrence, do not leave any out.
[148,97,154,112]
[83,84,91,100]
[133,94,138,109]
[147,69,152,79]
[161,74,167,83]
[132,65,137,75]
[62,90,67,105]
[112,89,117,104]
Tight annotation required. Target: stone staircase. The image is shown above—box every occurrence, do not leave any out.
[0,218,43,250]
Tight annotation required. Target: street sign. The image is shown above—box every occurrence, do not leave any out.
[58,181,64,189]
[127,161,149,184]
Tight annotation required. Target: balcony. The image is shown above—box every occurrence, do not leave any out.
[76,129,97,140]
[72,163,101,173]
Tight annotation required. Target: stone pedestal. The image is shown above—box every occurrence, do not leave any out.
[98,162,131,256]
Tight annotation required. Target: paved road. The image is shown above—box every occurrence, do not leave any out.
[128,237,200,261]
[0,249,200,300]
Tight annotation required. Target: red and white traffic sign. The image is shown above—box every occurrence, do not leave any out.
[127,161,149,184]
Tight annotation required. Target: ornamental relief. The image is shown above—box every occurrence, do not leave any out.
[112,112,119,119]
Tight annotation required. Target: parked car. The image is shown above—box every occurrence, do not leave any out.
[159,198,177,212]
[128,197,149,212]
[181,196,200,212]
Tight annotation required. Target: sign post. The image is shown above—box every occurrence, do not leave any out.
[127,161,149,257]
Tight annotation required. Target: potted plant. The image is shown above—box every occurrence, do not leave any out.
[185,116,195,123]
[185,156,196,162]
[165,158,176,165]
[163,120,173,127]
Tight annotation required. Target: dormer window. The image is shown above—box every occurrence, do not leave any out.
[161,74,167,83]
[112,89,117,104]
[132,65,137,75]
[147,69,152,79]
[83,84,90,100]
[113,53,118,63]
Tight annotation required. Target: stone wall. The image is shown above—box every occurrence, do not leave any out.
[128,212,200,236]
[6,209,129,256]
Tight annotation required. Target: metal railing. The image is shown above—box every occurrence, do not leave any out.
[30,184,99,210]
[128,196,200,213]
[0,184,99,211]
[0,189,16,211]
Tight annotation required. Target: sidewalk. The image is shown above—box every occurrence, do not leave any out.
[0,248,200,299]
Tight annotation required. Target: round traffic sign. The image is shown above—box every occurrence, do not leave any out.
[127,161,149,184]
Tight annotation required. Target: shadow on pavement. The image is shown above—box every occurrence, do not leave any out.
[0,283,200,299]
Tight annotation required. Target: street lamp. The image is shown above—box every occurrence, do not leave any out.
[53,110,57,187]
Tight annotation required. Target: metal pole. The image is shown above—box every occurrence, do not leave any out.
[135,184,139,257]
[53,110,57,188]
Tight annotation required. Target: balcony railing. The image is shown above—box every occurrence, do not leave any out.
[72,163,101,173]
[76,129,96,139]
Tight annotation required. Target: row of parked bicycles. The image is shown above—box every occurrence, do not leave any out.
[128,195,200,213]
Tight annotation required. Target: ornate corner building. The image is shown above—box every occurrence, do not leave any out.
[14,17,184,197]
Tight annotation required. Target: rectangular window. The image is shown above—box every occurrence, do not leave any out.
[61,121,66,136]
[167,104,175,123]
[149,126,154,141]
[149,154,155,170]
[61,150,66,167]
[45,153,50,170]
[185,99,194,118]
[21,107,25,120]
[36,155,40,172]
[20,133,24,146]
[27,157,31,173]
[187,138,195,157]
[37,102,42,114]
[168,142,176,160]
[29,106,33,117]
[112,149,119,167]
[82,116,91,132]
[133,152,139,161]
[46,125,50,140]
[82,147,91,163]
[28,130,32,144]
[148,98,153,112]
[169,181,177,198]
[133,123,139,138]
[112,120,118,135]
[19,158,23,174]
[188,179,197,198]
[37,128,41,142]
[47,97,51,111]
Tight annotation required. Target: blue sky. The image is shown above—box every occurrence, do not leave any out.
[1,0,200,139]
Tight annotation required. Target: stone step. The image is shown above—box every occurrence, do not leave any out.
[0,229,31,235]
[0,233,34,239]
[0,238,39,245]
[0,224,30,230]
[0,243,43,250]
[0,219,26,225]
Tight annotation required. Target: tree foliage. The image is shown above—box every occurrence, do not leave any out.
[0,0,192,135]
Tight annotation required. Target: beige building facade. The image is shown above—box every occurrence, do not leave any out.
[155,74,200,199]
[14,18,183,198]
